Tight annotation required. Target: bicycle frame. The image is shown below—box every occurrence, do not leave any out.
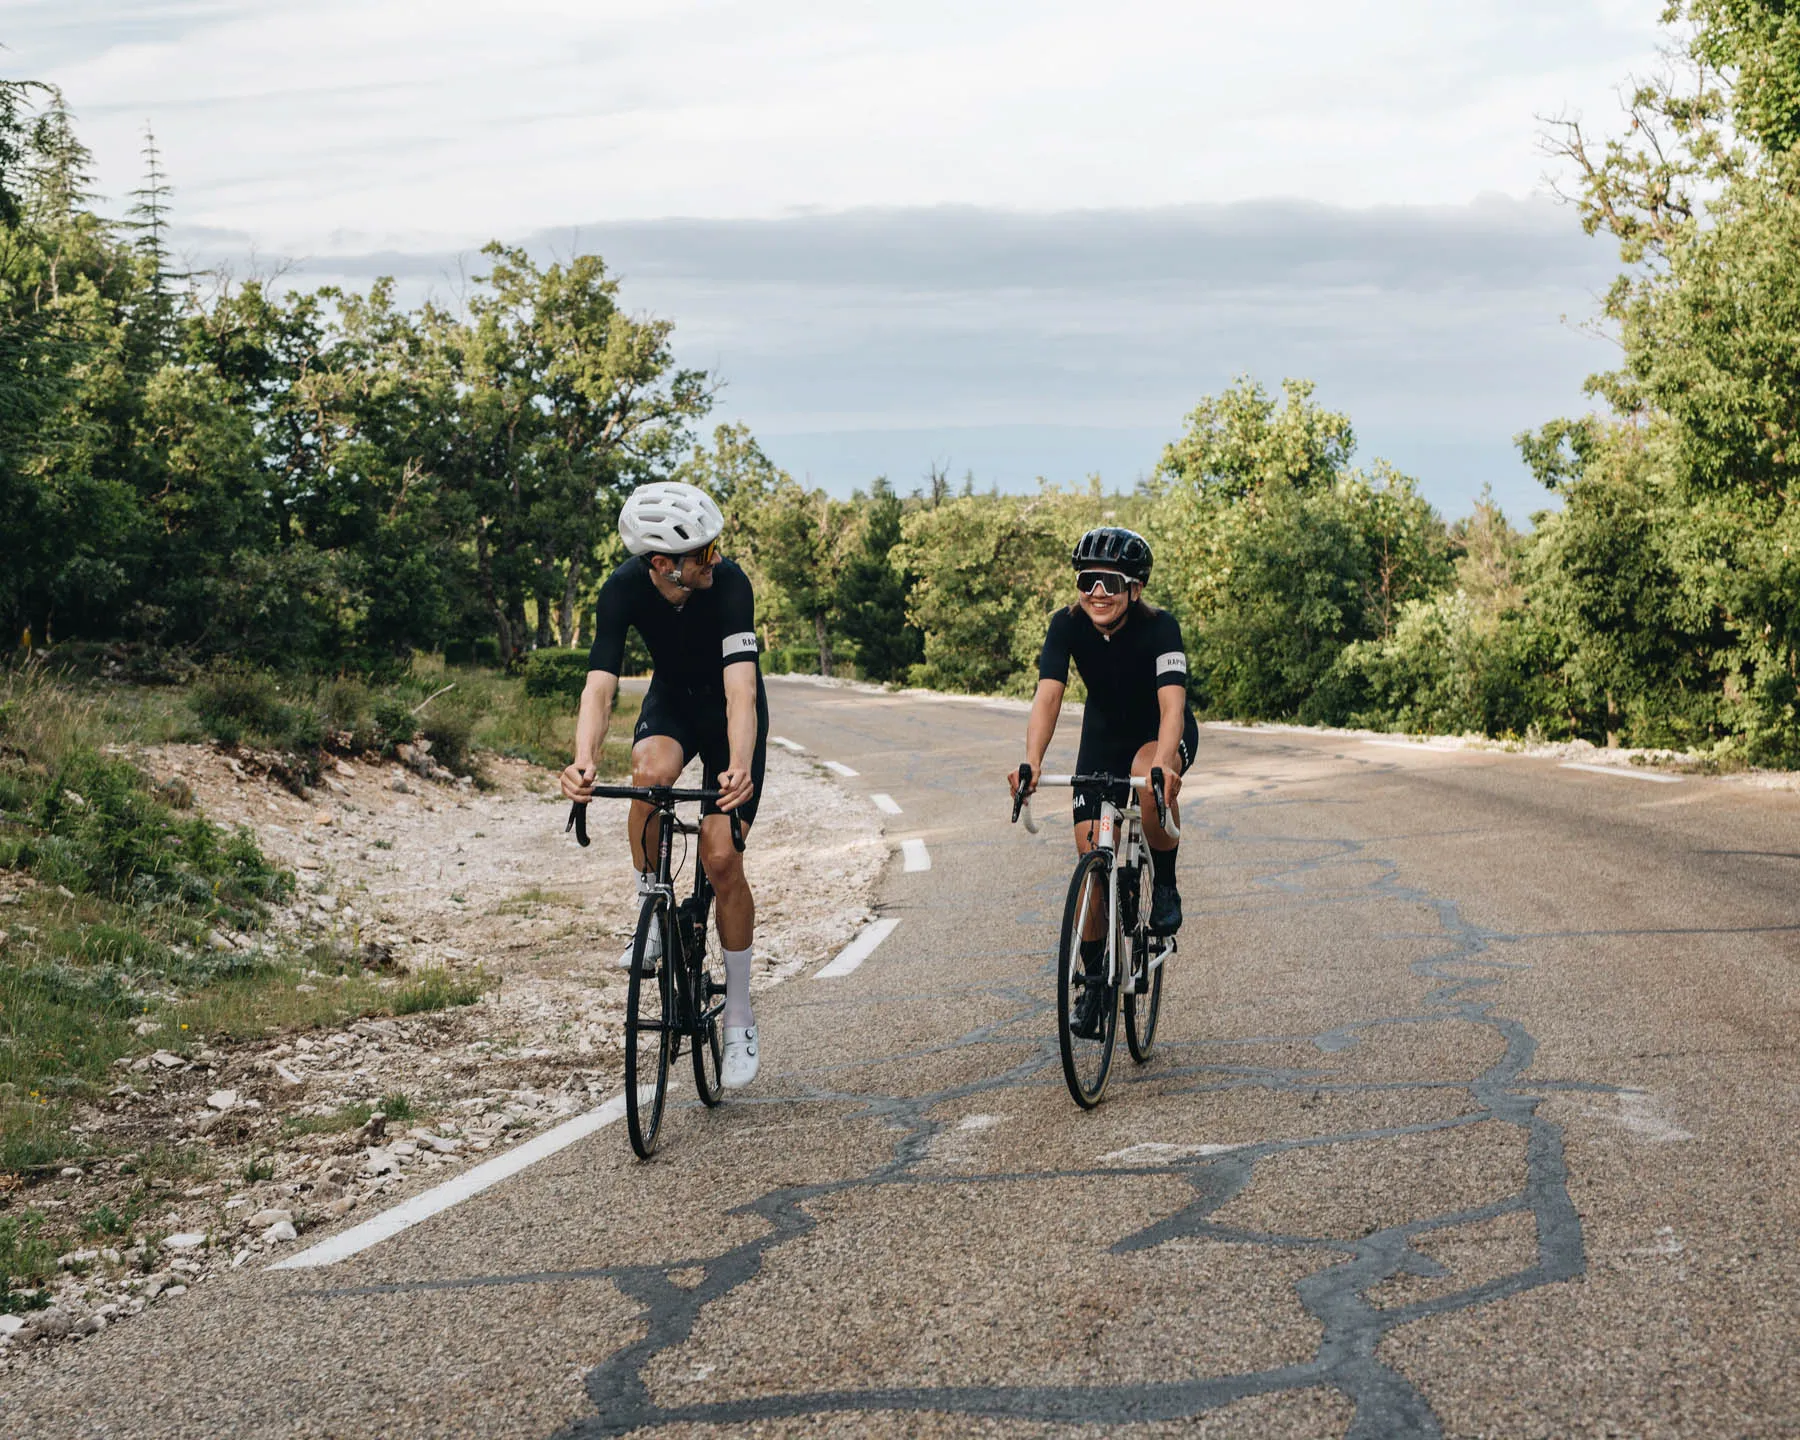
[568,785,744,1023]
[1016,770,1180,991]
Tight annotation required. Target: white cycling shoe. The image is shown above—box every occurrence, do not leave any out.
[721,1025,760,1089]
[617,921,662,971]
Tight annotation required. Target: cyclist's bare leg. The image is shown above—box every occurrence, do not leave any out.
[699,814,754,948]
[627,736,685,871]
[1131,740,1183,853]
[1071,819,1108,944]
[700,813,756,1028]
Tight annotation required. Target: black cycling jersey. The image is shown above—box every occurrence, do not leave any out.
[588,556,760,694]
[1037,602,1195,825]
[1037,603,1190,746]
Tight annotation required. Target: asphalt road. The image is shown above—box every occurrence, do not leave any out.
[8,677,1800,1439]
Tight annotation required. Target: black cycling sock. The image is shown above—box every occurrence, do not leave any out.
[1079,937,1105,974]
[1151,845,1178,886]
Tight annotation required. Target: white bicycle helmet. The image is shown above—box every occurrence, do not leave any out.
[618,481,725,557]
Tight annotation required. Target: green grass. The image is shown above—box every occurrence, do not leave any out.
[0,1213,56,1311]
[390,969,485,1016]
[281,1100,375,1138]
[281,1090,416,1138]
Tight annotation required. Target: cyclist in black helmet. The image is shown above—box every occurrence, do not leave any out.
[1009,527,1195,1036]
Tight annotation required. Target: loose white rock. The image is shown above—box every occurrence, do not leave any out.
[160,1232,207,1251]
[261,1221,298,1244]
[206,1090,239,1112]
[0,1315,25,1337]
[150,1050,184,1069]
[245,1209,292,1230]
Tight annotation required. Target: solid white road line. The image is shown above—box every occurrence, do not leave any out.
[822,760,860,777]
[871,793,903,815]
[1560,762,1683,785]
[901,838,931,872]
[815,917,900,979]
[769,736,807,753]
[269,1090,641,1270]
[1362,739,1459,752]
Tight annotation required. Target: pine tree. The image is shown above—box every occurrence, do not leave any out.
[125,123,180,359]
[26,88,96,225]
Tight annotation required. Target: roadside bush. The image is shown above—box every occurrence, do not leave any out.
[417,698,478,776]
[522,649,591,702]
[189,666,323,751]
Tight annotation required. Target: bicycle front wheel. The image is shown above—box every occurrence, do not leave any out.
[1125,860,1163,1063]
[624,893,673,1158]
[691,957,725,1107]
[1057,849,1119,1109]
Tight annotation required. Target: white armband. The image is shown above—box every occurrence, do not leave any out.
[723,632,759,659]
[1156,651,1188,677]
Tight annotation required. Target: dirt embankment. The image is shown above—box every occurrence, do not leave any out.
[2,744,885,1355]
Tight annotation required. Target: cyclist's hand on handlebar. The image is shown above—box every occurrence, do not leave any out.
[715,765,755,814]
[1153,759,1182,807]
[560,762,596,803]
[1008,763,1039,801]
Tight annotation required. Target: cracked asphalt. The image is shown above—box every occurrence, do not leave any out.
[7,678,1800,1439]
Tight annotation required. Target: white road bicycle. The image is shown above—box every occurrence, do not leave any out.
[1013,765,1179,1108]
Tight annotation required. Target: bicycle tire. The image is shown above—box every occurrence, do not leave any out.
[1057,848,1119,1109]
[691,957,724,1107]
[1125,860,1163,1062]
[624,892,673,1158]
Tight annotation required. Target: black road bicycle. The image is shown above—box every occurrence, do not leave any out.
[1012,765,1179,1108]
[568,788,744,1159]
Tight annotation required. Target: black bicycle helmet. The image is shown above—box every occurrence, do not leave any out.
[1071,527,1152,585]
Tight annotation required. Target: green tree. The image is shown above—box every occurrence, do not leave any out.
[834,479,923,682]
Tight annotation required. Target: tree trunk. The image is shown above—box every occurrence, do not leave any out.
[558,554,581,647]
[814,610,833,678]
[476,519,514,663]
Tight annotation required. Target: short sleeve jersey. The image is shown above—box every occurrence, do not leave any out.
[1036,604,1190,745]
[587,556,760,695]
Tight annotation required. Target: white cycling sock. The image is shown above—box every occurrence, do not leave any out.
[723,946,754,1027]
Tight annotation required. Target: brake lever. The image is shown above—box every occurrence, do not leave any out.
[1011,763,1032,825]
[566,802,590,848]
[1149,767,1169,832]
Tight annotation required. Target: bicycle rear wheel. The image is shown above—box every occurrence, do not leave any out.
[1057,849,1119,1109]
[624,893,673,1158]
[1125,860,1163,1063]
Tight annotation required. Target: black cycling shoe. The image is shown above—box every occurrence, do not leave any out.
[1150,881,1183,935]
[1071,974,1108,1039]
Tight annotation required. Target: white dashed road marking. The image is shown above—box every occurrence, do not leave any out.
[1559,762,1683,785]
[822,760,860,777]
[901,838,931,872]
[815,917,901,979]
[270,1090,642,1270]
[871,793,903,815]
[769,736,807,753]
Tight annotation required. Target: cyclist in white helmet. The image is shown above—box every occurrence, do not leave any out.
[560,481,768,1089]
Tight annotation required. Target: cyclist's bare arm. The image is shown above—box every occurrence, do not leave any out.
[561,669,620,802]
[1012,678,1065,800]
[715,663,758,814]
[1154,685,1185,803]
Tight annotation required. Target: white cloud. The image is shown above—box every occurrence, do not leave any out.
[13,0,1665,251]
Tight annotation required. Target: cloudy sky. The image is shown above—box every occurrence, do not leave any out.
[6,1,1666,517]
